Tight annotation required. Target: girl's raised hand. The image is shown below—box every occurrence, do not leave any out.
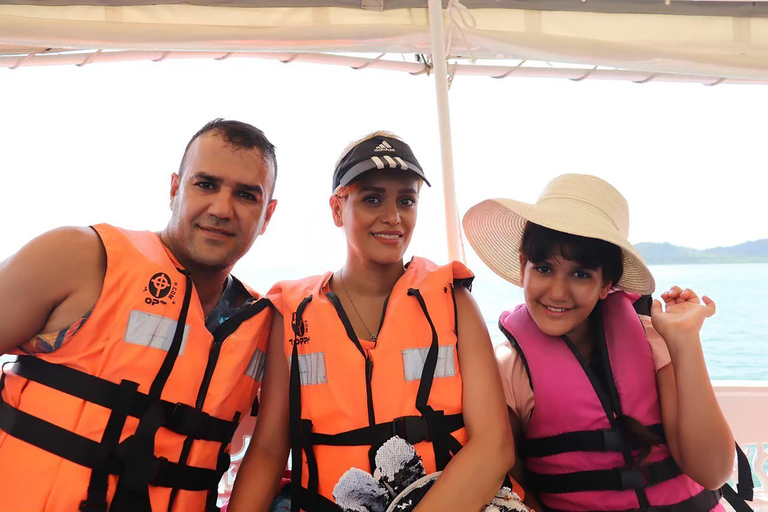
[650,286,716,344]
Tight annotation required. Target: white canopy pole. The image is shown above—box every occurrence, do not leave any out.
[427,0,463,263]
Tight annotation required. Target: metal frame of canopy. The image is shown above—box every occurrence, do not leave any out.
[2,0,768,259]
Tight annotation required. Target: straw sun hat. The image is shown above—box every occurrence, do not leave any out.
[462,174,655,295]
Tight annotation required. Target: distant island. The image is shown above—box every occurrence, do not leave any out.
[636,239,768,265]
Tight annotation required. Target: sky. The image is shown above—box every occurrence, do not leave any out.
[1,57,766,291]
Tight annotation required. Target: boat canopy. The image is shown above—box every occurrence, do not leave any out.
[2,0,768,81]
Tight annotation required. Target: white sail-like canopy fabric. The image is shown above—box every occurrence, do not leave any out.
[1,1,768,80]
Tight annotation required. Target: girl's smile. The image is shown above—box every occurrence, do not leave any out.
[520,252,612,345]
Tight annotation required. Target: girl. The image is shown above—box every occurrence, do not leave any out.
[462,173,734,512]
[229,132,514,512]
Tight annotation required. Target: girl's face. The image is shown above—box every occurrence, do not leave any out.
[331,171,420,266]
[520,251,612,344]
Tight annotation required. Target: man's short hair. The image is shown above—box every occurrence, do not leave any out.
[179,118,278,199]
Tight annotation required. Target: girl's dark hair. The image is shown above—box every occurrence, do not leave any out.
[521,222,624,287]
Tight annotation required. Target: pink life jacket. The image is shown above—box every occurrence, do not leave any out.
[500,291,724,512]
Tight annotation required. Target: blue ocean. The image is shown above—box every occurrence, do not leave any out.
[470,262,768,381]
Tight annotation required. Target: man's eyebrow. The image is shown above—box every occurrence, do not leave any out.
[192,171,221,183]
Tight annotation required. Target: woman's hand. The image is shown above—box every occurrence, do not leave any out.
[650,286,715,349]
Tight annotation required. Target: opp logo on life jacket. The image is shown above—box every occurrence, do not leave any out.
[290,312,310,345]
[143,272,178,306]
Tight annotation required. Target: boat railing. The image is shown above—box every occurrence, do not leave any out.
[218,381,768,509]
[714,381,768,511]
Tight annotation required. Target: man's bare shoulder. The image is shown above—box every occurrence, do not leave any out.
[0,226,107,352]
[34,226,102,256]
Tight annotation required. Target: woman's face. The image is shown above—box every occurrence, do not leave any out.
[332,171,421,265]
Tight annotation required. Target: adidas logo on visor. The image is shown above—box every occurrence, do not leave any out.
[373,140,396,152]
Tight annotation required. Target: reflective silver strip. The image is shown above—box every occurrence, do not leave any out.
[124,310,189,354]
[245,348,267,382]
[288,352,327,386]
[402,345,456,381]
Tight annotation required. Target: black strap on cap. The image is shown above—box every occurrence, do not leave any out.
[521,424,667,458]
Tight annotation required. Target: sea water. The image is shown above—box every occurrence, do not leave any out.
[471,262,768,381]
[2,263,764,381]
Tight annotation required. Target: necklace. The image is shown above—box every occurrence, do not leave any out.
[339,268,378,342]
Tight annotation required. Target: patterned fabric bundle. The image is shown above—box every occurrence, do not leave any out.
[333,436,530,512]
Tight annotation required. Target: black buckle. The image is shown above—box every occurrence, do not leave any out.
[619,467,645,490]
[149,456,169,486]
[392,416,429,443]
[423,409,444,440]
[168,402,206,438]
[602,429,623,452]
[79,499,108,512]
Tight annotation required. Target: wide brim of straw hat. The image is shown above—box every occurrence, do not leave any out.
[462,198,655,295]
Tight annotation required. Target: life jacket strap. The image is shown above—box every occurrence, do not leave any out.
[12,355,239,444]
[717,443,756,512]
[82,379,141,512]
[289,295,314,512]
[734,442,754,501]
[543,487,722,512]
[310,412,463,448]
[529,456,683,494]
[521,423,667,458]
[0,397,224,491]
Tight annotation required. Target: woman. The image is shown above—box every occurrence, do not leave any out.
[229,132,514,512]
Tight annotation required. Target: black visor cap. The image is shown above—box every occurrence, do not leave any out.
[332,136,430,191]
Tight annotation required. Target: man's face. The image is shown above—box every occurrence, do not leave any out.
[165,132,277,272]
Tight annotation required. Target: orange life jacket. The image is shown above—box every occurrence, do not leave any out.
[269,257,474,512]
[0,224,273,512]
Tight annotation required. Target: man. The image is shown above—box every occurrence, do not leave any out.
[0,119,278,512]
